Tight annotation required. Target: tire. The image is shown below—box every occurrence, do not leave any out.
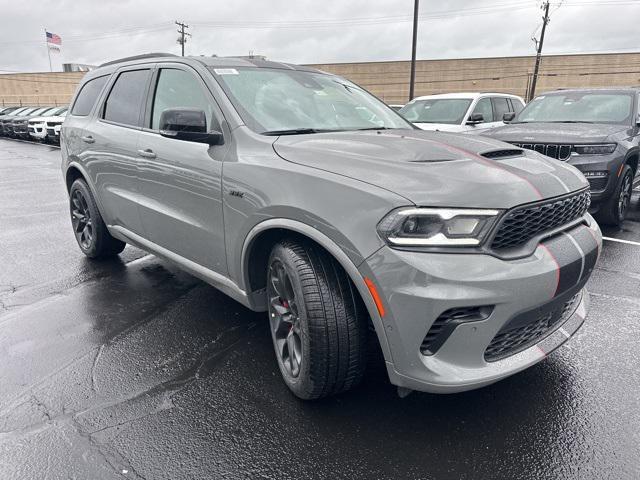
[595,164,633,227]
[267,239,368,400]
[69,178,125,258]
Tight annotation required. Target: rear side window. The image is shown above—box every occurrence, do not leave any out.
[509,98,525,114]
[102,69,150,127]
[472,98,493,122]
[492,97,512,121]
[71,75,109,116]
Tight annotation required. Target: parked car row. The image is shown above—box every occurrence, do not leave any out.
[393,87,639,227]
[0,105,68,143]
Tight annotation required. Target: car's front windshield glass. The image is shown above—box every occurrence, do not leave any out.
[515,92,634,125]
[399,99,472,125]
[210,67,412,134]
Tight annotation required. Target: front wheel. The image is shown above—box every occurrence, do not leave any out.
[595,164,633,227]
[69,179,126,258]
[267,239,368,400]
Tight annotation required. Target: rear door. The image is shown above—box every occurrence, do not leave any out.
[81,67,152,235]
[137,64,230,274]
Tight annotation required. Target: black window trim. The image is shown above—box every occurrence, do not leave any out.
[97,65,154,131]
[141,62,225,137]
[69,74,111,118]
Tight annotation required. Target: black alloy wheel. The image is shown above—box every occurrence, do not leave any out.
[618,169,633,221]
[268,259,303,378]
[71,189,93,250]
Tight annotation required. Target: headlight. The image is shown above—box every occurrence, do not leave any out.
[572,144,616,155]
[377,208,501,247]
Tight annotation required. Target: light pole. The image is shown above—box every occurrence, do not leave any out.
[409,0,419,102]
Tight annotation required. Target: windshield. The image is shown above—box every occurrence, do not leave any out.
[15,108,35,116]
[515,92,634,125]
[399,99,472,125]
[210,67,412,134]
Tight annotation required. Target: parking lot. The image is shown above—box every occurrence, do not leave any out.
[1,138,639,479]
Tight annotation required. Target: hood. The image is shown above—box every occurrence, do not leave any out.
[273,129,588,208]
[485,122,628,144]
[414,123,466,132]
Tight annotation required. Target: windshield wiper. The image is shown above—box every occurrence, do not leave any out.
[353,126,394,131]
[544,120,595,124]
[262,128,339,136]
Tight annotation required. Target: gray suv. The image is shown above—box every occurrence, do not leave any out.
[484,88,640,227]
[61,54,602,399]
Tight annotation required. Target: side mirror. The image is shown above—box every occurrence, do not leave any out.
[159,108,223,145]
[466,113,484,125]
[503,112,516,122]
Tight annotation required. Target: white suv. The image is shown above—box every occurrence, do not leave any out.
[399,92,525,133]
[28,107,68,142]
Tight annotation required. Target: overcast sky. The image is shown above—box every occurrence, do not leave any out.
[0,0,639,72]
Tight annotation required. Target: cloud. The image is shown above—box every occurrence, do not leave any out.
[0,0,638,72]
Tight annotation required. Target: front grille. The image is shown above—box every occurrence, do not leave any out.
[587,176,608,192]
[46,128,56,136]
[491,189,590,251]
[485,292,582,362]
[421,305,492,355]
[511,143,572,161]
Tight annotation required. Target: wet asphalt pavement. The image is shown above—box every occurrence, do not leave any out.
[1,138,639,480]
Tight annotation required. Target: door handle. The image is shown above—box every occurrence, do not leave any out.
[137,149,157,159]
[81,135,95,144]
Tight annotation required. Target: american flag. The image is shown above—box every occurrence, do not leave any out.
[46,31,62,46]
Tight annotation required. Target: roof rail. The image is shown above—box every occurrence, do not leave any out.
[99,53,177,67]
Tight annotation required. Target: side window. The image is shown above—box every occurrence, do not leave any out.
[150,68,217,130]
[71,75,109,116]
[102,69,150,127]
[492,97,512,121]
[472,98,493,122]
[510,98,525,114]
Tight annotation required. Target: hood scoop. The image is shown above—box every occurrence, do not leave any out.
[481,149,524,159]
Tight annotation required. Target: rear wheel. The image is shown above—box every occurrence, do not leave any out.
[267,239,368,399]
[595,164,633,227]
[69,179,125,258]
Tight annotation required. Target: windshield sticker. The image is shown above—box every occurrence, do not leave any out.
[214,68,239,75]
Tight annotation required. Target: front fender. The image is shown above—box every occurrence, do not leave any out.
[240,218,393,364]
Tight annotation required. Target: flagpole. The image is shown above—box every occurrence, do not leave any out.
[44,29,52,72]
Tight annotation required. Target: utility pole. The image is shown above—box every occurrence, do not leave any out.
[409,0,419,102]
[529,1,550,101]
[175,21,191,57]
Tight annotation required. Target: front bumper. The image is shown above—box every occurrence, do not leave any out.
[12,122,29,137]
[29,123,47,139]
[361,216,602,393]
[567,152,624,209]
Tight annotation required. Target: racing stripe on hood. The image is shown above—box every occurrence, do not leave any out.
[428,132,588,198]
[430,142,543,200]
[542,225,598,297]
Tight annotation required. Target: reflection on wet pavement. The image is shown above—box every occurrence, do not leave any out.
[1,139,640,479]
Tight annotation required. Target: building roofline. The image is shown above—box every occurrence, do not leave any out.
[305,51,640,67]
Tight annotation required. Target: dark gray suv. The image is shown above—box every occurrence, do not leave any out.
[484,88,640,226]
[61,54,601,399]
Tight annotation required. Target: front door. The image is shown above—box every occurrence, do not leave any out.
[136,65,229,275]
